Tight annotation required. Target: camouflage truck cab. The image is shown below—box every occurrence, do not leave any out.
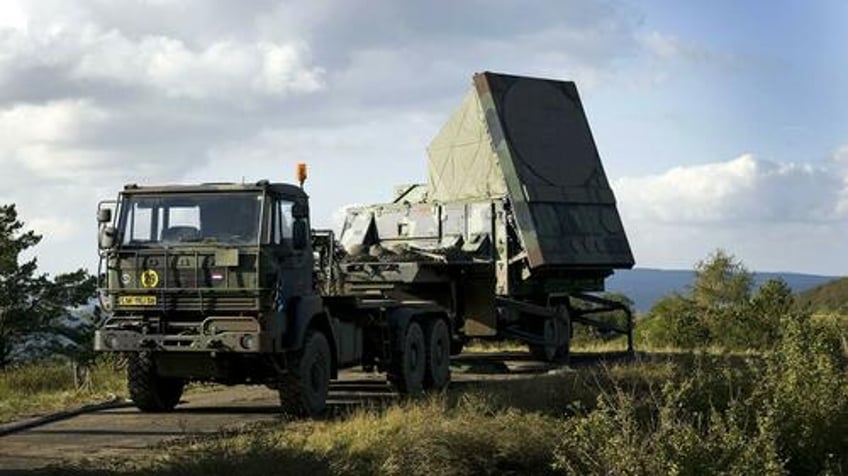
[95,181,337,414]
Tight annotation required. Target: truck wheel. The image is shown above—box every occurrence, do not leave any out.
[424,319,451,390]
[528,317,570,362]
[279,330,331,417]
[127,352,184,412]
[388,321,426,395]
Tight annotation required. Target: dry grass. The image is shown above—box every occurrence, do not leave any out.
[57,353,784,476]
[0,358,126,423]
[25,314,848,475]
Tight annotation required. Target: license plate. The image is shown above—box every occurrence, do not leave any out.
[118,295,157,306]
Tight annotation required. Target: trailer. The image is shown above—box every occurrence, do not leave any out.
[93,72,634,417]
[337,71,635,360]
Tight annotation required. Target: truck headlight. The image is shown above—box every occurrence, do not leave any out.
[239,334,255,350]
[103,334,119,349]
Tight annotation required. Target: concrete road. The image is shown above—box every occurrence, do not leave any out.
[0,352,630,472]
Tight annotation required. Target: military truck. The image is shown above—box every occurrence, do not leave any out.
[94,72,634,416]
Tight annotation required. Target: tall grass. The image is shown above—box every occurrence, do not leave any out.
[0,356,125,423]
[33,311,848,475]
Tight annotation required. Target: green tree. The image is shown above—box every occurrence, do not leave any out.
[745,278,794,349]
[642,293,709,348]
[691,249,753,309]
[0,204,96,367]
[641,250,793,350]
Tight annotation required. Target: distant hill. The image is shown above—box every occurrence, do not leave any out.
[798,277,848,313]
[606,268,838,313]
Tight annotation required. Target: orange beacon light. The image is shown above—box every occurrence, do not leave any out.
[297,163,308,187]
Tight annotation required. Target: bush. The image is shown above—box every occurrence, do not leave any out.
[755,312,848,475]
[638,250,801,351]
[553,393,785,476]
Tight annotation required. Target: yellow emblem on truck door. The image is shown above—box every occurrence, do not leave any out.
[140,269,159,288]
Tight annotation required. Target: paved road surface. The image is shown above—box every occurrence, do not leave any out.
[0,352,631,472]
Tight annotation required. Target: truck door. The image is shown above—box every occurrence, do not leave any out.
[271,196,313,298]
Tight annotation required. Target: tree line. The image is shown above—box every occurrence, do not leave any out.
[0,204,96,368]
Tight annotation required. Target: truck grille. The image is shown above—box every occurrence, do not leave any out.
[159,294,259,312]
[110,251,262,314]
[113,293,260,313]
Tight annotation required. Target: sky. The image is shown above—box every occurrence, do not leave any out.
[0,0,846,276]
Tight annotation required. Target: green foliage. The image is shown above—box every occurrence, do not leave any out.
[552,394,784,476]
[640,293,708,348]
[638,249,799,350]
[691,249,753,309]
[0,204,97,366]
[571,292,635,344]
[799,276,848,314]
[755,312,848,475]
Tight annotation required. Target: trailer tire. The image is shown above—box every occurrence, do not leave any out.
[278,329,331,418]
[388,321,426,395]
[424,318,451,390]
[127,352,184,412]
[528,316,570,362]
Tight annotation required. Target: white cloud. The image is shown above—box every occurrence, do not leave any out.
[0,99,108,147]
[0,24,324,100]
[642,30,743,66]
[614,154,845,224]
[73,31,324,99]
[0,1,28,31]
[614,151,848,274]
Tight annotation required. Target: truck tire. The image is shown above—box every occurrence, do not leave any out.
[279,329,331,417]
[127,352,184,412]
[424,318,451,390]
[388,321,426,395]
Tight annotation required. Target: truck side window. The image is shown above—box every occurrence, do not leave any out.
[129,204,152,242]
[275,200,294,244]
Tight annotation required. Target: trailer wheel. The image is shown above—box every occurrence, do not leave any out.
[388,321,426,394]
[528,315,570,362]
[127,352,184,412]
[279,329,331,417]
[424,319,451,390]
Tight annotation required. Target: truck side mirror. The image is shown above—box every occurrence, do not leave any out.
[292,219,308,250]
[97,208,112,224]
[99,226,116,250]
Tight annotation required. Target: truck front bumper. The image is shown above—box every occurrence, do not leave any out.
[94,316,273,353]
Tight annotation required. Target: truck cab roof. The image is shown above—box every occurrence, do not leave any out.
[121,181,308,199]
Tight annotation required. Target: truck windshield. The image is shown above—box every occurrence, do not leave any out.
[120,193,262,246]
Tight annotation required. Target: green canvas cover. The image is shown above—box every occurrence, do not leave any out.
[427,89,507,201]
